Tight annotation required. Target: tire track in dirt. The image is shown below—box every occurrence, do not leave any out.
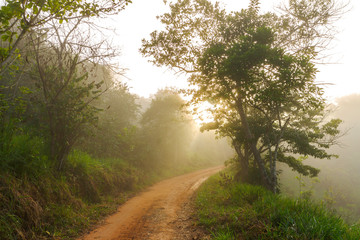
[78,166,223,240]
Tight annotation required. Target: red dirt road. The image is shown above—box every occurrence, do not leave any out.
[79,166,223,240]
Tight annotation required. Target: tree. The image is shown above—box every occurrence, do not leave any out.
[0,0,132,74]
[77,83,140,159]
[26,17,120,171]
[141,0,345,192]
[135,89,194,170]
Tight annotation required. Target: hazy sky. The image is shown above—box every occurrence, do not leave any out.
[112,0,360,101]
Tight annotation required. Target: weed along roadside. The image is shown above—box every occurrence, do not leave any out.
[195,171,360,240]
[0,151,140,239]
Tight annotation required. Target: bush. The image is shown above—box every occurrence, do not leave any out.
[0,131,49,177]
[66,150,139,202]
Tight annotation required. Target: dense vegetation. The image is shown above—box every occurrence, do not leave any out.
[196,171,360,239]
[0,1,231,239]
[0,152,138,239]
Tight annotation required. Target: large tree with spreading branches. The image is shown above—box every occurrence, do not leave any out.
[141,0,346,192]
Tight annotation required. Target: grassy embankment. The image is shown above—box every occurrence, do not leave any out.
[0,144,214,240]
[196,172,360,240]
[0,149,138,240]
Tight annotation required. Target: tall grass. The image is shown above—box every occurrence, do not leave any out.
[0,149,140,239]
[196,173,360,240]
[0,132,50,178]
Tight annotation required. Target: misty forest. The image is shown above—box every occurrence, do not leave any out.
[1,0,360,239]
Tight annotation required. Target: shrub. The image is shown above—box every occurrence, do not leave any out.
[0,132,49,177]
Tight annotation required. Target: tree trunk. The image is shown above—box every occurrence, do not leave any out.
[233,142,249,182]
[271,158,277,193]
[236,98,273,190]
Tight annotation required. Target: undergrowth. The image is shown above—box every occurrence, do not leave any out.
[196,172,360,240]
[0,150,140,240]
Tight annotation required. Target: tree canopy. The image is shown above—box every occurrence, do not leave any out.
[0,0,132,74]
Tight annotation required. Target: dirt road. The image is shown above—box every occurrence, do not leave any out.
[79,166,223,240]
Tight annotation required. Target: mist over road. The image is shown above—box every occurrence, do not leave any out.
[79,166,223,240]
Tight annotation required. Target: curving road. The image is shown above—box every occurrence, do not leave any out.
[78,166,223,240]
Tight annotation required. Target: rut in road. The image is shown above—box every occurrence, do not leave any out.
[79,166,223,240]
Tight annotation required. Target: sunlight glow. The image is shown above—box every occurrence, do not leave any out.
[192,101,216,125]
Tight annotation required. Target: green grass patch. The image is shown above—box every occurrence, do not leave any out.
[196,172,360,240]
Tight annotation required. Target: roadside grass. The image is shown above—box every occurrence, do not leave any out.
[196,172,360,240]
[0,149,140,240]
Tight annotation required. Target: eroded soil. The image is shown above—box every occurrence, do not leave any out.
[78,166,222,240]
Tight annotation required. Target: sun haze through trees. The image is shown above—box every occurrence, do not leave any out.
[140,0,346,192]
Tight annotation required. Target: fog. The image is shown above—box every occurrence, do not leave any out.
[280,94,360,222]
[190,130,234,166]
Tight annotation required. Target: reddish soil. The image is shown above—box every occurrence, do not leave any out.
[78,166,223,240]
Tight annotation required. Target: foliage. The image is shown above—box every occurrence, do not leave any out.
[0,82,51,177]
[277,94,360,223]
[0,150,139,240]
[141,0,345,192]
[0,0,132,171]
[196,172,360,239]
[21,16,124,171]
[134,89,195,170]
[0,0,132,73]
[77,84,140,159]
[0,133,49,177]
